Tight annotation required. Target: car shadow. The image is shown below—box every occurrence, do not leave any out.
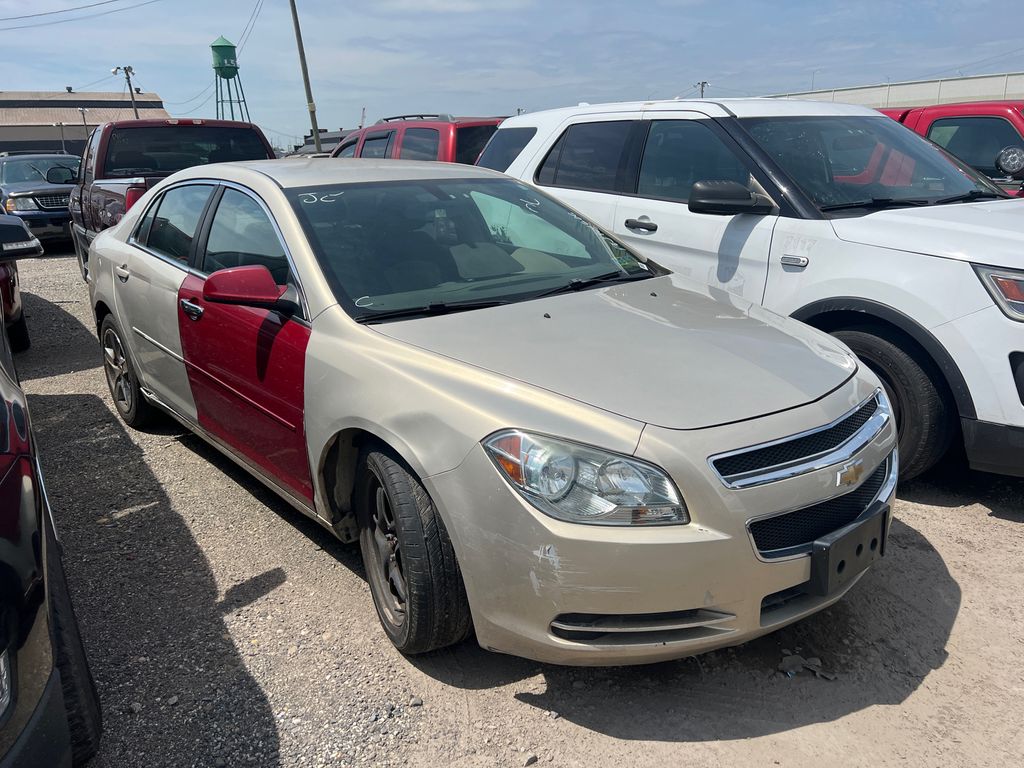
[411,516,959,741]
[26,393,282,766]
[899,452,1024,523]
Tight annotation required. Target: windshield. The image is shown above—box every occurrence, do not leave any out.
[289,177,658,320]
[104,126,270,178]
[1,156,80,184]
[739,115,1004,213]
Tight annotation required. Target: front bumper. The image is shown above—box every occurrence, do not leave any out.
[428,378,897,666]
[962,418,1024,476]
[8,210,71,241]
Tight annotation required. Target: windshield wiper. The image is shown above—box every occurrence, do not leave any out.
[354,298,509,323]
[530,270,652,299]
[930,189,1007,205]
[819,197,931,212]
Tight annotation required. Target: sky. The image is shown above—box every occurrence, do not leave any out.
[2,0,1023,149]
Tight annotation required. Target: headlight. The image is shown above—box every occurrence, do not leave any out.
[483,430,689,526]
[974,264,1024,321]
[4,197,38,212]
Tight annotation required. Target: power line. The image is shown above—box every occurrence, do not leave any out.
[238,0,265,53]
[178,90,216,116]
[163,82,214,105]
[0,0,128,22]
[0,0,164,31]
[915,42,1024,81]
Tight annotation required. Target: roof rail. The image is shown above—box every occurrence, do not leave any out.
[0,149,71,156]
[375,113,454,124]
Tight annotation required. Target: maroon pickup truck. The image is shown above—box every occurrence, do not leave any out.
[880,101,1024,195]
[70,118,274,278]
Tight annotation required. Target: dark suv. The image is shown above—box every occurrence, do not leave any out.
[0,154,80,243]
[331,114,504,163]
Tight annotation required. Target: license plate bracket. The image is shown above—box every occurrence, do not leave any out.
[807,504,888,596]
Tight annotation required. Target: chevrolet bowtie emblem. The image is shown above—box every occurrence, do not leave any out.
[836,460,866,488]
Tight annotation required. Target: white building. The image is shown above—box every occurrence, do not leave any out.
[770,71,1024,108]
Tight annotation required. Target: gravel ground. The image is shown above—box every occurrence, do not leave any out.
[14,252,1024,767]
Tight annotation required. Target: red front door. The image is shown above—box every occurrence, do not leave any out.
[177,273,313,502]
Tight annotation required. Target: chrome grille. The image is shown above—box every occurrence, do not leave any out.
[749,458,889,558]
[34,194,70,210]
[709,391,888,489]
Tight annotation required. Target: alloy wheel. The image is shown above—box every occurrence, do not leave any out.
[362,470,408,630]
[102,327,133,414]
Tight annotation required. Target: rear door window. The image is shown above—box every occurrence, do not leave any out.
[145,184,213,263]
[455,124,499,164]
[359,132,395,159]
[927,116,1024,176]
[399,128,440,161]
[535,121,634,192]
[476,127,537,171]
[104,126,270,177]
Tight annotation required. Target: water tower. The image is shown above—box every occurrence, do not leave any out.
[211,36,251,121]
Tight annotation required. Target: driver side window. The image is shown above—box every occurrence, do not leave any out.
[637,120,753,203]
[201,189,292,286]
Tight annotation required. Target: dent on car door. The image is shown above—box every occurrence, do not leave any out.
[115,183,214,421]
[613,115,777,305]
[176,187,314,503]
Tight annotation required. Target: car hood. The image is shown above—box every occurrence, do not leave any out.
[2,181,75,197]
[831,198,1024,268]
[370,275,857,430]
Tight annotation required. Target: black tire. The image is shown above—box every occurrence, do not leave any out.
[355,446,472,655]
[46,523,102,765]
[6,313,30,353]
[99,314,156,428]
[832,327,954,480]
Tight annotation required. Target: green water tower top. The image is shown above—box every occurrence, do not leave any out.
[211,35,239,80]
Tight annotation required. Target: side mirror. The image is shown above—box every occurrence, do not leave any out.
[202,265,292,312]
[688,180,774,216]
[995,146,1024,179]
[45,166,76,185]
[0,215,43,261]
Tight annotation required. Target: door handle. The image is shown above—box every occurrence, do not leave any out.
[624,218,659,232]
[114,264,130,282]
[780,255,809,268]
[180,298,204,321]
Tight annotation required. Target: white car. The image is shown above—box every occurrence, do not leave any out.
[481,99,1024,480]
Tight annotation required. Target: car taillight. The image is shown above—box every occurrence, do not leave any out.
[0,455,33,541]
[124,186,146,211]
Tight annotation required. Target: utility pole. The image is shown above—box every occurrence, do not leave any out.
[359,106,366,129]
[52,122,67,153]
[695,81,709,98]
[288,0,322,152]
[811,68,821,91]
[112,66,140,118]
[78,107,89,137]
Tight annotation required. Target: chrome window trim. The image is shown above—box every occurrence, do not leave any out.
[128,178,311,321]
[744,450,898,564]
[708,389,888,490]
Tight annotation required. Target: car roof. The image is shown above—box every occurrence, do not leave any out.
[497,98,882,129]
[173,157,507,188]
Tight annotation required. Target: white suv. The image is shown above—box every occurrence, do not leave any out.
[481,98,1024,480]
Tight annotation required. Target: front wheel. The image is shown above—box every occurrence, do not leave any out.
[355,446,472,655]
[832,327,954,480]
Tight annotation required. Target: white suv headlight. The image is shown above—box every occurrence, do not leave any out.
[483,430,689,526]
[974,264,1024,321]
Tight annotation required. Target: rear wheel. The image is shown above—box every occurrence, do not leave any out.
[355,446,472,655]
[46,523,102,765]
[832,327,954,480]
[6,313,29,353]
[100,315,155,428]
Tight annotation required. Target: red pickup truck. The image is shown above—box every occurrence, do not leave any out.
[70,118,275,278]
[880,101,1024,195]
